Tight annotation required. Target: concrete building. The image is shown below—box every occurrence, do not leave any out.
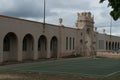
[0,12,120,63]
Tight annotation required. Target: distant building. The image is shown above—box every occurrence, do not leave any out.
[0,12,120,63]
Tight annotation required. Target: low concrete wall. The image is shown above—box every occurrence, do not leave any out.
[97,51,120,59]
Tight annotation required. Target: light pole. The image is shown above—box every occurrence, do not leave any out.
[43,0,46,33]
[110,17,112,51]
[110,17,112,38]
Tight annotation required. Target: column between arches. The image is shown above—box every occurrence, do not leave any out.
[0,38,3,63]
[17,38,23,62]
[47,38,50,58]
[33,38,38,60]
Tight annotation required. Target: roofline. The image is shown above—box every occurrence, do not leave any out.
[0,15,58,27]
[0,15,77,30]
[98,32,120,38]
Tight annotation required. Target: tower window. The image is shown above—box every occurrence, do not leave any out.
[81,33,83,36]
[80,39,83,44]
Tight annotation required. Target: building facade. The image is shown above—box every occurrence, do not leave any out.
[97,33,120,52]
[0,12,120,63]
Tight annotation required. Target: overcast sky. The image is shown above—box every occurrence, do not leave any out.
[0,0,120,36]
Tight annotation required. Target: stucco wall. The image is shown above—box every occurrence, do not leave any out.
[0,12,119,63]
[97,52,120,59]
[0,15,81,63]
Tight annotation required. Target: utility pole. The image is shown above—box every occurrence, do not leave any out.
[110,17,112,38]
[110,17,112,51]
[43,0,46,33]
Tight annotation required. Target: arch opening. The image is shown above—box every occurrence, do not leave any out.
[106,41,108,50]
[50,37,58,58]
[112,42,114,50]
[38,35,47,58]
[109,42,111,50]
[23,34,34,60]
[3,32,18,61]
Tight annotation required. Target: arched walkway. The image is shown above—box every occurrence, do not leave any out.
[3,32,18,61]
[50,36,58,58]
[23,34,34,60]
[109,42,111,50]
[117,42,119,49]
[115,42,117,49]
[112,42,114,50]
[38,35,47,58]
[106,41,108,50]
[118,42,120,49]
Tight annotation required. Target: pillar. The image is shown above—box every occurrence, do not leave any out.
[58,26,62,58]
[17,38,23,62]
[33,39,38,60]
[47,39,50,58]
[0,38,3,63]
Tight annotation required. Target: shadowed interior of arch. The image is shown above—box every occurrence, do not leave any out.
[23,34,34,60]
[50,36,58,58]
[3,32,18,62]
[38,35,47,59]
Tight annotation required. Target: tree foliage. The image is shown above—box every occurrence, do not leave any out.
[100,0,120,20]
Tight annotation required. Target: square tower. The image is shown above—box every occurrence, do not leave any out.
[76,12,94,29]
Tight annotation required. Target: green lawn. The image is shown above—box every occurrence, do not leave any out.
[0,57,120,78]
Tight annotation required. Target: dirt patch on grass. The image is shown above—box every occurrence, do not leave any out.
[0,73,97,80]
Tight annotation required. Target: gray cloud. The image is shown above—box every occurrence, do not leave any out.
[0,0,92,18]
[0,0,57,18]
[0,0,119,35]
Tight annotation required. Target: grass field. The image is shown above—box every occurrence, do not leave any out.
[0,57,120,79]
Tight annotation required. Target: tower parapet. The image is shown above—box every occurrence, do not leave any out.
[76,12,94,29]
